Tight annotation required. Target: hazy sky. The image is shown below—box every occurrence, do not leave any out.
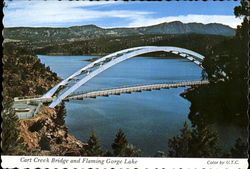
[3,0,242,28]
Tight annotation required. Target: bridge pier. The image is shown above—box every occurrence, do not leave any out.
[135,89,142,92]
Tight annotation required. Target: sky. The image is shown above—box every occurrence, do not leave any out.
[3,0,242,28]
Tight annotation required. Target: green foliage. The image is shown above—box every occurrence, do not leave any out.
[230,138,248,158]
[234,0,249,18]
[1,103,25,155]
[203,0,248,82]
[32,34,226,57]
[186,81,248,127]
[234,0,249,52]
[168,122,192,157]
[54,102,67,126]
[168,122,220,157]
[111,129,141,157]
[39,135,51,150]
[28,119,44,132]
[184,0,248,128]
[203,37,248,82]
[120,144,141,157]
[2,43,60,105]
[85,131,104,156]
[111,129,128,156]
[154,151,166,157]
[190,125,220,157]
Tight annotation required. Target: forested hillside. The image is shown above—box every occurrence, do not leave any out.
[4,21,235,41]
[19,34,227,56]
[2,43,61,105]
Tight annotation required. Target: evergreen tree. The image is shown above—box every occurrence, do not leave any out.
[2,103,24,154]
[54,102,66,126]
[230,138,248,158]
[168,122,192,157]
[85,131,104,156]
[234,0,249,40]
[111,129,128,156]
[39,134,50,150]
[190,125,220,157]
[111,129,141,157]
[168,122,220,157]
[120,144,141,157]
[103,151,113,157]
[154,151,166,157]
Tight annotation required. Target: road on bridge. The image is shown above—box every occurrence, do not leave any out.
[65,80,209,101]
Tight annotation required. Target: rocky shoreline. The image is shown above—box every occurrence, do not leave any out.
[19,106,87,156]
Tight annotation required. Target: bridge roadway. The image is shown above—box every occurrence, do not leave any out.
[13,80,209,103]
[64,80,209,101]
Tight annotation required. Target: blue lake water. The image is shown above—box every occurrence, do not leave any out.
[38,55,244,156]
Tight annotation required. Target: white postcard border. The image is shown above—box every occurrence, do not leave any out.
[1,156,249,169]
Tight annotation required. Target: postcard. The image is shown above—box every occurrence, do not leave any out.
[2,0,249,168]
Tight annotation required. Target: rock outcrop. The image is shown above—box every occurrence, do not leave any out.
[19,106,87,156]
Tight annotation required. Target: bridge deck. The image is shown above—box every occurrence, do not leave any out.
[65,80,209,101]
[14,81,209,103]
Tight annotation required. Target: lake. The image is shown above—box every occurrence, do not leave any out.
[38,54,244,156]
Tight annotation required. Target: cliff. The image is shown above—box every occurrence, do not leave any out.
[19,106,86,156]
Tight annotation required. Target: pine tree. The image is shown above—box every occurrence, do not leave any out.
[121,144,141,157]
[168,122,192,157]
[190,126,220,157]
[168,122,220,157]
[39,135,50,150]
[85,131,104,156]
[54,102,66,126]
[154,151,166,157]
[111,129,128,156]
[234,0,249,40]
[111,129,141,157]
[2,103,24,154]
[230,138,248,158]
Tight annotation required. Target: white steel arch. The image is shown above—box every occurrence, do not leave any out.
[42,46,152,99]
[47,46,205,108]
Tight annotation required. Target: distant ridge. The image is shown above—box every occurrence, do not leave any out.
[4,21,235,41]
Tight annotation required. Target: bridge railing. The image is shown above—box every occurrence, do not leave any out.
[68,80,208,97]
[14,95,42,101]
[67,81,177,96]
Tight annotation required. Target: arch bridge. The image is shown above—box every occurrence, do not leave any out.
[41,46,205,108]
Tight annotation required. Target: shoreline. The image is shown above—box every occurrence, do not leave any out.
[19,105,87,156]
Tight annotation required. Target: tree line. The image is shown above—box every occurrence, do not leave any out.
[81,124,247,158]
